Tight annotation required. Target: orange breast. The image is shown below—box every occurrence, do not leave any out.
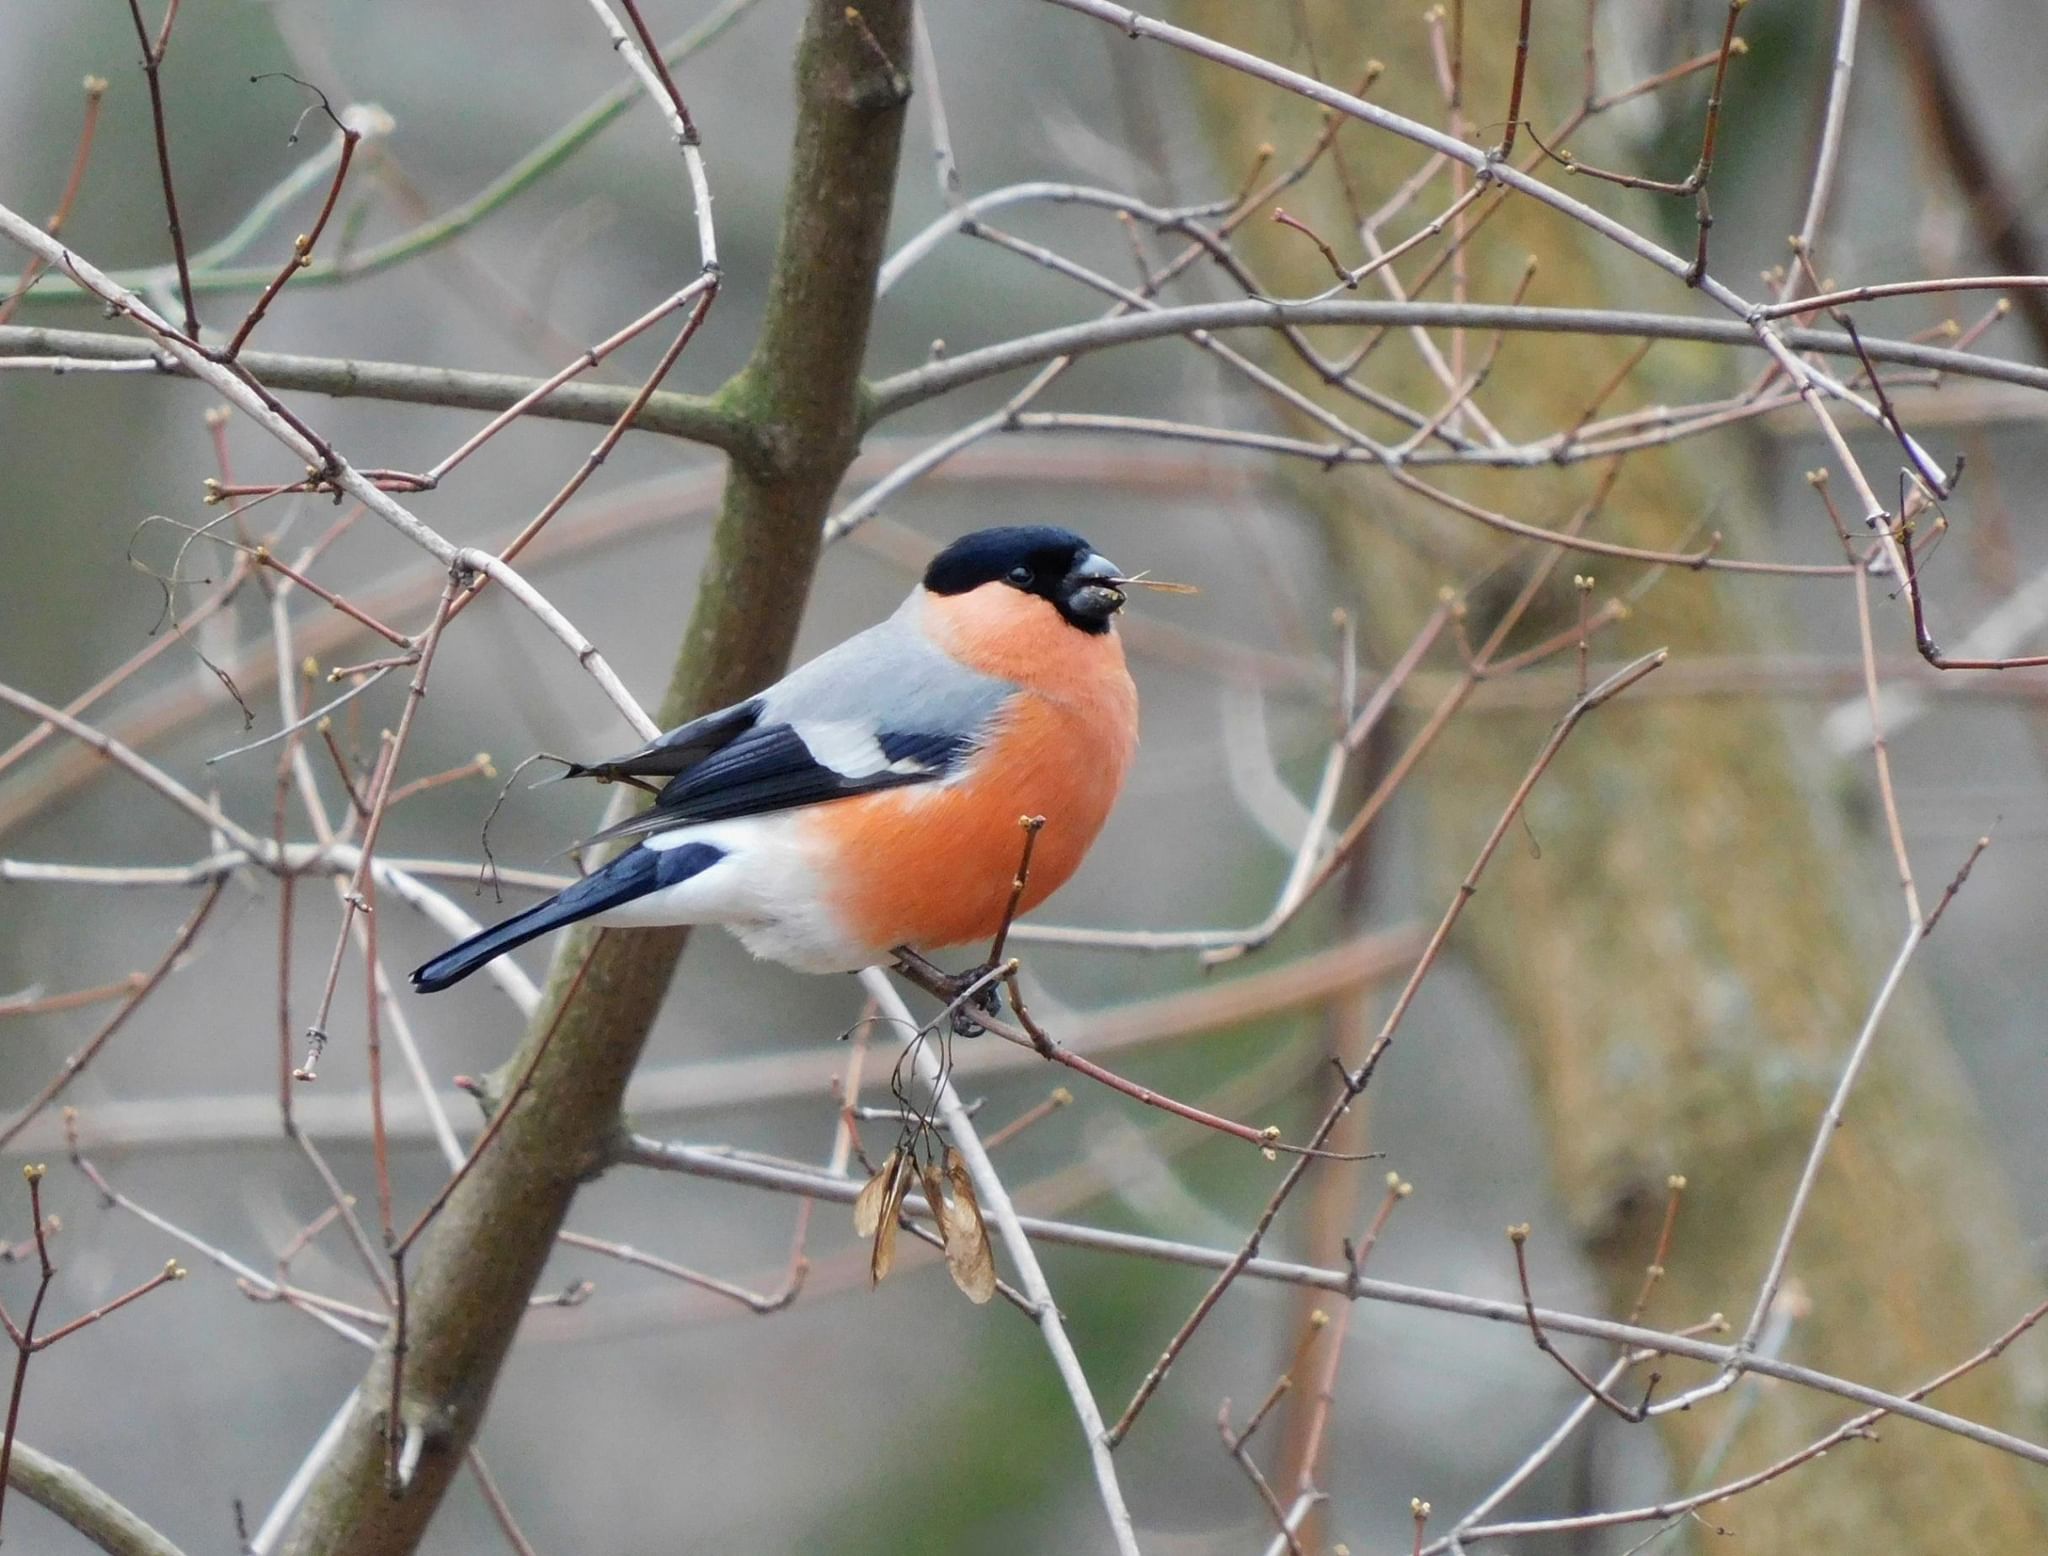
[805,584,1138,956]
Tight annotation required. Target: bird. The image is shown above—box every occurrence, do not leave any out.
[411,525,1142,994]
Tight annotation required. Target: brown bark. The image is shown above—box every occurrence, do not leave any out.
[280,4,914,1551]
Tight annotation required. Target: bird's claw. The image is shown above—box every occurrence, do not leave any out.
[946,962,1006,1036]
[891,947,1004,1035]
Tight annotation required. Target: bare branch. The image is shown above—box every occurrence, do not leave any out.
[3,1438,188,1556]
[619,1137,2048,1467]
[866,298,2048,421]
[857,969,1140,1556]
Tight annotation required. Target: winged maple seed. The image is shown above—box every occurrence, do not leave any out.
[850,1148,900,1239]
[941,1148,996,1304]
[853,1148,910,1285]
[850,1144,996,1304]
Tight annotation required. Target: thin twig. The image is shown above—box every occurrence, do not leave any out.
[0,76,109,327]
[1103,651,1666,1446]
[858,970,1140,1556]
[0,881,225,1150]
[220,118,362,360]
[1510,1227,1659,1421]
[122,0,198,337]
[619,1135,2048,1465]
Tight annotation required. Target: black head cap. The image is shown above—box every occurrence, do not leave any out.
[922,526,1126,634]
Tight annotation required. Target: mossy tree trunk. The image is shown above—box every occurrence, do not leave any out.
[1180,3,2047,1546]
[281,4,914,1551]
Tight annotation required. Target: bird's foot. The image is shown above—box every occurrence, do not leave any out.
[891,947,1006,1036]
[943,961,1007,1036]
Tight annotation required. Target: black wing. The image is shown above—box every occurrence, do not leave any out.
[561,699,764,786]
[577,722,981,848]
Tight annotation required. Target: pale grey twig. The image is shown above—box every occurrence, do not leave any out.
[1730,924,1924,1354]
[911,3,965,209]
[1451,1355,1631,1536]
[859,969,1142,1556]
[454,549,660,739]
[0,356,164,374]
[206,665,398,764]
[867,298,2048,419]
[1258,1491,1324,1556]
[0,324,742,449]
[880,179,1225,295]
[1787,0,1864,276]
[0,205,463,567]
[619,1135,2048,1466]
[582,0,719,275]
[247,1392,358,1556]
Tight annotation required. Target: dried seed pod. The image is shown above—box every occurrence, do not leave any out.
[918,1162,950,1242]
[852,1148,901,1239]
[942,1148,996,1305]
[869,1156,912,1287]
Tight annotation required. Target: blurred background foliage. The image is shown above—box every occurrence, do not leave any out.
[3,1,2048,1551]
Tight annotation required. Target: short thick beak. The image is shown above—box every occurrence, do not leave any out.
[1064,551,1127,623]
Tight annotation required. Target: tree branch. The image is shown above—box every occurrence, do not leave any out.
[4,1438,186,1556]
[617,1137,2048,1468]
[0,325,752,456]
[276,3,914,1550]
[858,969,1141,1556]
[864,298,2048,421]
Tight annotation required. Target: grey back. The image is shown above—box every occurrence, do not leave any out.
[757,591,1014,743]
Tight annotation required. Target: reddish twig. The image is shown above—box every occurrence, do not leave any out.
[446,284,719,627]
[0,77,109,327]
[0,1167,55,1540]
[0,974,146,1020]
[1217,1311,1327,1555]
[318,722,370,818]
[1512,1226,1659,1421]
[1623,1175,1687,1329]
[979,1087,1073,1152]
[383,753,496,811]
[121,0,198,336]
[1898,514,2048,669]
[1922,834,1991,937]
[1271,208,1353,287]
[1103,649,1665,1447]
[298,574,461,1079]
[363,868,394,1246]
[885,955,1350,1159]
[399,936,603,1258]
[1493,0,1534,158]
[219,119,363,361]
[468,1448,541,1556]
[1287,1172,1410,1497]
[251,545,413,648]
[0,1166,184,1538]
[0,880,225,1151]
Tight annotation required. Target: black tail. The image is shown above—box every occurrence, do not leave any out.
[411,841,722,993]
[411,895,591,993]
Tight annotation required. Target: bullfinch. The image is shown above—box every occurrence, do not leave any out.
[411,526,1140,993]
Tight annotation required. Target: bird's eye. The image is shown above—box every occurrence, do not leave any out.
[1007,565,1034,587]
